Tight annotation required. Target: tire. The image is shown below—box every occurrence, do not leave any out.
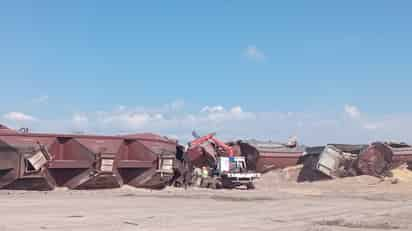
[215,181,223,189]
[221,178,235,189]
[246,182,255,190]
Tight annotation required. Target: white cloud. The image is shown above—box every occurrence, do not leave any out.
[3,112,36,121]
[100,111,165,130]
[201,105,225,113]
[230,106,243,114]
[4,102,412,145]
[344,104,361,119]
[363,123,380,130]
[201,105,255,122]
[244,45,266,61]
[72,114,88,124]
[344,105,386,131]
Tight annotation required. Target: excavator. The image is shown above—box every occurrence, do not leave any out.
[186,132,260,189]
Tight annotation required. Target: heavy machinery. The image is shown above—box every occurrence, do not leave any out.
[212,156,260,189]
[186,132,260,189]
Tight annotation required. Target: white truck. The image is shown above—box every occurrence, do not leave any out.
[209,156,260,189]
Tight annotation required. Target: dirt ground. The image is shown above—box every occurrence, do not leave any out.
[1,172,412,231]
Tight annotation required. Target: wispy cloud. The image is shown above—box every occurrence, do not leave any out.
[3,102,412,145]
[72,114,88,124]
[201,106,225,113]
[344,104,361,119]
[244,45,266,61]
[3,112,36,122]
[201,105,255,122]
[363,123,380,130]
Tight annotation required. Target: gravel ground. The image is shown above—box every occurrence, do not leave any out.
[1,172,412,231]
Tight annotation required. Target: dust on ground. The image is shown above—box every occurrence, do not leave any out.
[1,167,412,231]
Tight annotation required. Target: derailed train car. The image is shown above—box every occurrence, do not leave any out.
[230,140,305,173]
[0,125,178,190]
[184,134,305,173]
[297,142,412,182]
[387,142,412,167]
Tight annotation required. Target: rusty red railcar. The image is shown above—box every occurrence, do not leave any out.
[0,125,177,190]
[185,133,238,168]
[233,140,305,173]
[0,133,56,190]
[119,134,177,189]
[185,135,305,173]
[387,142,412,167]
[185,142,221,168]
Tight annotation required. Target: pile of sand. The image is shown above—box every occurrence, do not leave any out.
[390,164,412,183]
[255,165,303,190]
[255,165,388,191]
[314,175,382,186]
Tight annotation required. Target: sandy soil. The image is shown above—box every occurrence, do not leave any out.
[1,173,412,231]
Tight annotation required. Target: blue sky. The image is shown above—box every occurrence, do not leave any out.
[1,1,411,144]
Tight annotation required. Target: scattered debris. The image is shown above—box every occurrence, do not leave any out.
[67,215,84,218]
[389,164,412,183]
[315,218,401,230]
[123,221,139,226]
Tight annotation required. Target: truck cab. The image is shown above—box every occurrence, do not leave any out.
[214,156,260,189]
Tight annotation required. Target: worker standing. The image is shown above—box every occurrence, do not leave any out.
[193,167,202,186]
[201,166,209,178]
[200,166,209,187]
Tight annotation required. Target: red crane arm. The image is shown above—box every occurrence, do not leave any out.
[190,133,234,157]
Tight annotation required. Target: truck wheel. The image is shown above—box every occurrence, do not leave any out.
[215,181,223,189]
[222,179,235,189]
[246,182,255,190]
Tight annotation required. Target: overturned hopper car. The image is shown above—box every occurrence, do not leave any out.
[232,140,305,173]
[0,125,178,190]
[387,142,412,167]
[297,142,412,182]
